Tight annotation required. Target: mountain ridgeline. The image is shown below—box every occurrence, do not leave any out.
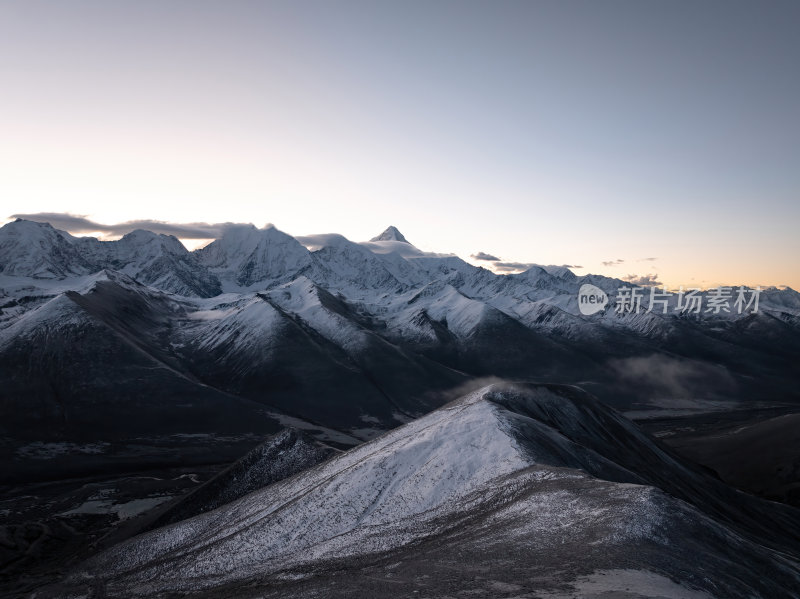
[1,218,800,455]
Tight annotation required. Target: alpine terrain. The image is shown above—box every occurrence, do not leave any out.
[1,218,799,598]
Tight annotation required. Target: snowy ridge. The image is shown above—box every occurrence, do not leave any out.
[413,284,492,339]
[52,383,800,598]
[0,293,88,350]
[265,277,373,353]
[146,428,340,531]
[61,387,634,589]
[183,294,284,357]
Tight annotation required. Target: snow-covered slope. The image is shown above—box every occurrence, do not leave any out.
[146,428,340,531]
[298,233,408,294]
[49,384,800,598]
[0,219,94,279]
[266,277,374,352]
[181,293,285,359]
[196,224,312,289]
[76,230,222,297]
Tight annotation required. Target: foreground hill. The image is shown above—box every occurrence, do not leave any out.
[45,384,800,598]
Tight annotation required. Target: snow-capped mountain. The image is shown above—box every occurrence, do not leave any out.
[298,233,409,293]
[0,219,220,296]
[6,218,798,326]
[196,224,312,289]
[45,384,800,598]
[0,219,94,279]
[369,224,409,242]
[2,217,799,448]
[75,229,222,297]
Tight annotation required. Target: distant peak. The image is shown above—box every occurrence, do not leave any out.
[370,226,408,243]
[122,228,160,239]
[1,218,58,236]
[6,218,53,229]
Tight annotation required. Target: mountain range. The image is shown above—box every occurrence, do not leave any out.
[2,218,800,597]
[2,217,799,453]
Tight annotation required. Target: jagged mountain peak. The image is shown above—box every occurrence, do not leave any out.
[6,217,53,230]
[0,218,94,279]
[119,228,178,244]
[67,228,188,258]
[1,217,69,241]
[199,223,299,256]
[73,230,222,298]
[539,264,578,280]
[370,225,409,243]
[197,223,312,288]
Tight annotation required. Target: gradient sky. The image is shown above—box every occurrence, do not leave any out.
[1,1,798,289]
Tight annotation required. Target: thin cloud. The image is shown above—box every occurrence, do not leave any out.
[11,212,235,239]
[602,259,625,267]
[638,257,658,262]
[471,251,500,261]
[622,273,662,286]
[561,264,583,269]
[492,261,537,273]
[468,251,539,273]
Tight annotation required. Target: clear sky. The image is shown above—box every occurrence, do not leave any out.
[1,1,798,289]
